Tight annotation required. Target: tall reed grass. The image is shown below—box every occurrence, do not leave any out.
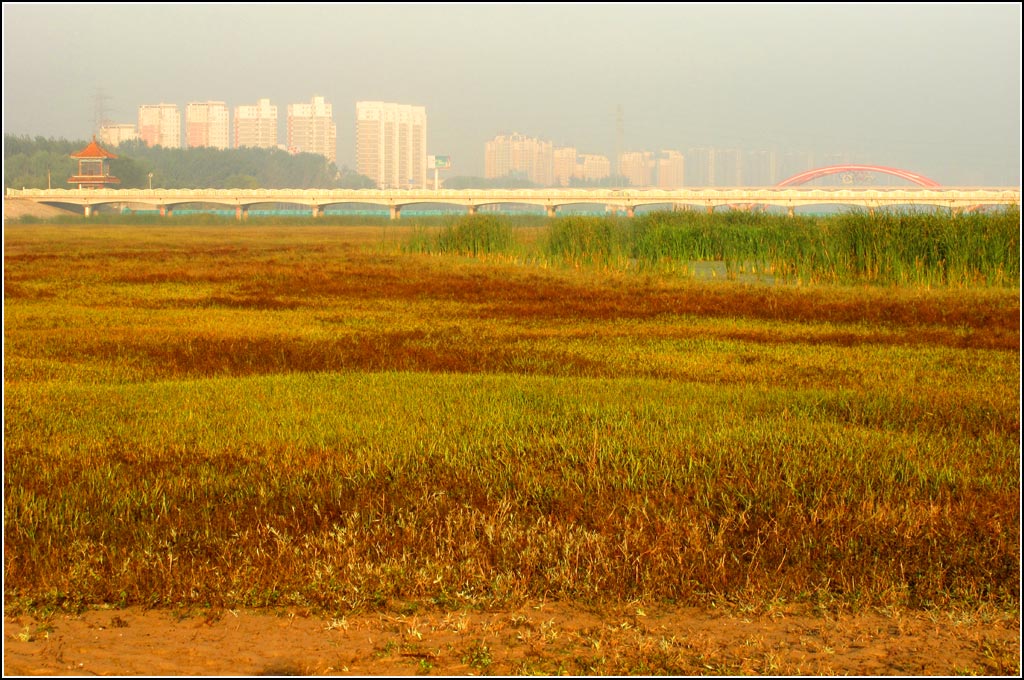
[415,208,1021,287]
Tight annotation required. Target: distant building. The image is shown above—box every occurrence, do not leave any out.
[287,95,337,163]
[576,154,611,182]
[687,147,746,186]
[745,149,778,186]
[185,101,230,150]
[234,98,278,149]
[484,133,553,186]
[655,150,685,189]
[138,103,181,148]
[98,123,139,148]
[685,147,719,186]
[356,101,428,189]
[779,150,815,184]
[552,147,577,187]
[619,151,655,187]
[715,148,744,186]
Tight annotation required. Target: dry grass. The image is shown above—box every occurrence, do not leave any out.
[3,224,1020,623]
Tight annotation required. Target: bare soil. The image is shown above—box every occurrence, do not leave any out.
[3,198,78,220]
[4,601,1019,676]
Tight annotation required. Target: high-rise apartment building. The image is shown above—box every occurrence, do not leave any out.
[484,133,553,186]
[185,101,230,149]
[745,149,777,186]
[715,148,744,186]
[576,154,611,182]
[234,98,278,149]
[656,150,685,189]
[355,101,427,189]
[138,103,181,149]
[287,95,337,163]
[98,123,139,147]
[685,147,715,186]
[553,147,577,187]
[619,151,655,187]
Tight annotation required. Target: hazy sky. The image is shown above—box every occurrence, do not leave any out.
[3,2,1021,184]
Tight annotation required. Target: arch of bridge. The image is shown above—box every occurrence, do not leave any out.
[776,164,942,188]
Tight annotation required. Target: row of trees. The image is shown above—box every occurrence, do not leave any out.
[5,135,638,192]
[3,135,374,190]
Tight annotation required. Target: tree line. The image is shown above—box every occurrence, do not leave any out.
[4,135,635,191]
[3,135,375,190]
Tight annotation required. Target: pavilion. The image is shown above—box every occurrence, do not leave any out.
[68,137,120,189]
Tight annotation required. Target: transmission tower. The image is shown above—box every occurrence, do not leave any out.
[93,87,113,136]
[615,104,624,179]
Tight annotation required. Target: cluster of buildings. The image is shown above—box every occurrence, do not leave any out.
[484,133,685,189]
[483,132,850,188]
[100,97,428,189]
[99,97,851,189]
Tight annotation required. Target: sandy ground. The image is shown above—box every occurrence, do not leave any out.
[3,601,1019,676]
[3,197,78,220]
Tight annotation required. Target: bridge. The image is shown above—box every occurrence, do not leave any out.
[5,186,1020,219]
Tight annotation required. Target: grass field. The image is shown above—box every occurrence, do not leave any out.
[3,215,1020,627]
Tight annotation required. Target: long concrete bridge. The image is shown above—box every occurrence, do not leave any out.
[5,186,1020,219]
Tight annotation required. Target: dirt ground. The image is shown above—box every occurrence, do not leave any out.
[3,601,1019,676]
[3,197,78,220]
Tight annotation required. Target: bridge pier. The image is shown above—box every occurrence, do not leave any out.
[159,205,173,217]
[787,206,795,218]
[707,204,714,215]
[626,206,635,218]
[312,205,322,218]
[390,205,401,220]
[235,205,248,221]
[546,205,556,218]
[467,205,477,216]
[83,205,92,218]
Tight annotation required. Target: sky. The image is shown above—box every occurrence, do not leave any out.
[3,2,1021,185]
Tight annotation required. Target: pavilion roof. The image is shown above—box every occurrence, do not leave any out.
[71,137,118,160]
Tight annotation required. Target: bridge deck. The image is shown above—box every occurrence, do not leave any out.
[7,187,1019,218]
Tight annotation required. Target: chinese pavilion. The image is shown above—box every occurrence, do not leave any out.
[68,137,120,189]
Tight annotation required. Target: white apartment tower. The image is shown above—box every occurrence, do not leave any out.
[552,147,577,187]
[576,154,611,182]
[656,150,685,189]
[287,95,337,163]
[356,101,427,189]
[138,103,181,149]
[619,151,655,187]
[234,98,278,149]
[185,101,230,150]
[484,133,553,186]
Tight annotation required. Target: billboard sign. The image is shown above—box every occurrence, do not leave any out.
[429,155,452,169]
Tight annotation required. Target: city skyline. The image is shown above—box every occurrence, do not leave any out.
[3,3,1021,185]
[103,95,830,187]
